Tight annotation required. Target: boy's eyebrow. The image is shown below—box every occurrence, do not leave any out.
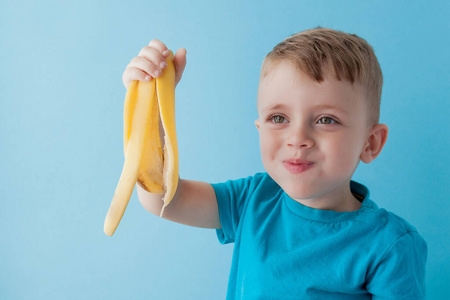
[260,104,348,115]
[313,104,349,115]
[260,104,288,114]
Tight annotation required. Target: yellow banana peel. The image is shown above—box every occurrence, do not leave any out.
[104,51,179,236]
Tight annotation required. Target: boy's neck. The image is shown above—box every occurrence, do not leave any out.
[293,184,362,212]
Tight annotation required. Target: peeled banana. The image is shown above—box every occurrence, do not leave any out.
[104,51,179,236]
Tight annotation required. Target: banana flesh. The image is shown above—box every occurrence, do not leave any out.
[104,52,179,236]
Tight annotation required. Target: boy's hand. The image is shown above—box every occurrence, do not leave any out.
[122,39,187,89]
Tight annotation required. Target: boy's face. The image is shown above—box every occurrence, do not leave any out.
[255,60,373,210]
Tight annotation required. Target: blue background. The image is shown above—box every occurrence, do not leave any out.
[1,0,449,299]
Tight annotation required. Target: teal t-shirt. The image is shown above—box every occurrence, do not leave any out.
[211,172,427,299]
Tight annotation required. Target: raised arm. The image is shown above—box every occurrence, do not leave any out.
[123,39,221,229]
[137,179,221,229]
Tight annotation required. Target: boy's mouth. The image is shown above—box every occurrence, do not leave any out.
[283,159,314,174]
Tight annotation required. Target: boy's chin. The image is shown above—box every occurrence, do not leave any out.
[268,173,314,198]
[280,183,319,201]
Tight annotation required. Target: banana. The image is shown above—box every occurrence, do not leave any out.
[104,51,179,236]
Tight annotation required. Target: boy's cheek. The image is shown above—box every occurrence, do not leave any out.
[258,137,274,157]
[259,134,276,152]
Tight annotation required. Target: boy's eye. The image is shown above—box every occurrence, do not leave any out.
[317,116,337,124]
[269,115,287,124]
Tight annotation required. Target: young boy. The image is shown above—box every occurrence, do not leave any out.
[122,27,428,299]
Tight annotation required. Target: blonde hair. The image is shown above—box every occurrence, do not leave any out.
[261,27,383,125]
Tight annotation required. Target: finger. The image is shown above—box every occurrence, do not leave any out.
[174,48,187,85]
[122,67,153,89]
[148,39,170,58]
[138,46,169,72]
[128,56,162,78]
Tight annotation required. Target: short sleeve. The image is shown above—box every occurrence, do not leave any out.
[210,174,259,244]
[366,231,428,299]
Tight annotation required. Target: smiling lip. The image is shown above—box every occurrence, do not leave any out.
[283,159,314,174]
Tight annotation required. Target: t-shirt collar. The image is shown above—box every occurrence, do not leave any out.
[283,180,375,223]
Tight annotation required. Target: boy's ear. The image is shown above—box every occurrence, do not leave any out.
[360,123,389,164]
[255,119,260,131]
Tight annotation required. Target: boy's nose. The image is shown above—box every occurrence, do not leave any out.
[287,125,315,149]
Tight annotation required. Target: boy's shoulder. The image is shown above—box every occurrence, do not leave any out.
[362,196,420,236]
[362,204,428,289]
[381,209,420,233]
[361,197,426,252]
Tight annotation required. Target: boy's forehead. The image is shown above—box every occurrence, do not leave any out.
[257,61,367,115]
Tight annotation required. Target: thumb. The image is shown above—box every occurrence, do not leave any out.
[173,48,187,86]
